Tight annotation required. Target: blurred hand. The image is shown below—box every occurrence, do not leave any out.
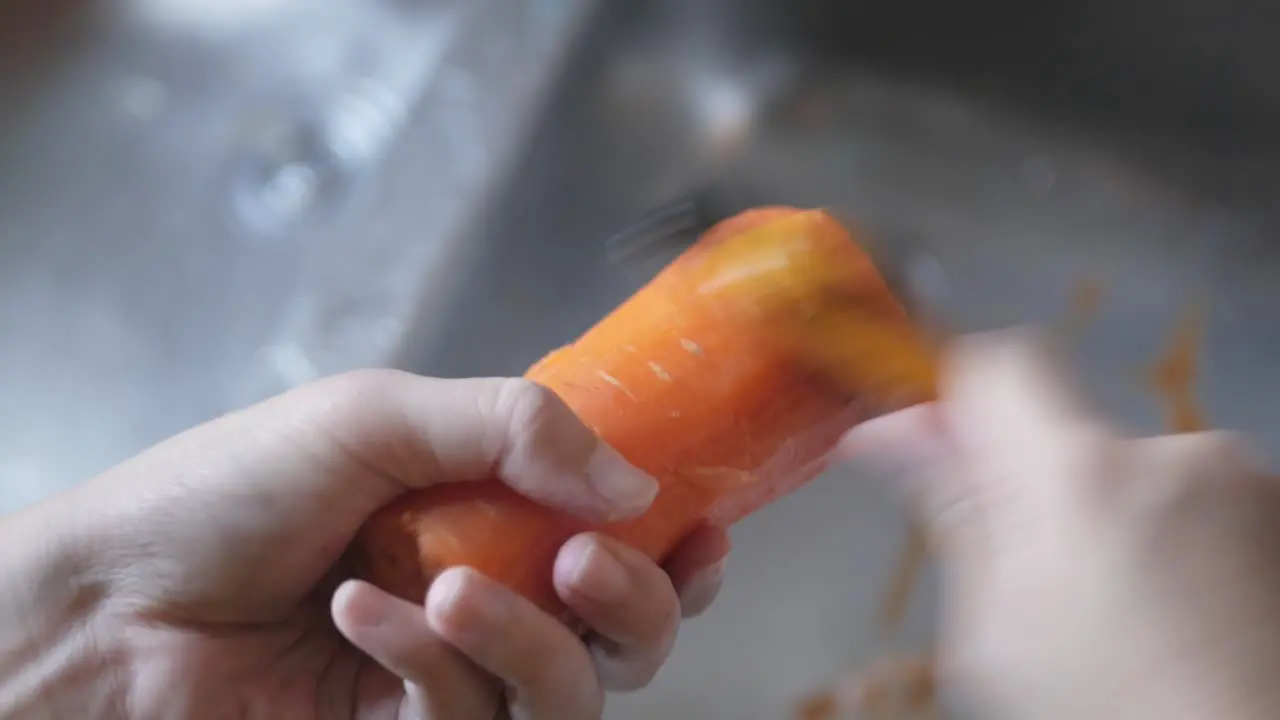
[0,372,729,719]
[843,330,1280,720]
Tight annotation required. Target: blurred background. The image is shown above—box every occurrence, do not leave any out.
[4,0,1280,717]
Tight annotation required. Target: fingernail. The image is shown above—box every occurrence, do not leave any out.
[584,443,660,515]
[678,558,726,618]
[559,536,630,603]
[427,568,509,644]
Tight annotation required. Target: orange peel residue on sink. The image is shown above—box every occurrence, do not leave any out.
[1146,302,1207,433]
[1059,276,1107,344]
[793,655,938,720]
[873,277,1111,636]
[793,274,1122,720]
[878,522,930,633]
[792,285,1214,720]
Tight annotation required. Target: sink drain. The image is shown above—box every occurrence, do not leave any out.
[229,121,344,236]
[225,82,408,238]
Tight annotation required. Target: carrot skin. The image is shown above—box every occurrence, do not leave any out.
[351,207,930,615]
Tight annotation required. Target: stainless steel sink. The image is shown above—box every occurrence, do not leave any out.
[0,0,593,505]
[7,0,1280,717]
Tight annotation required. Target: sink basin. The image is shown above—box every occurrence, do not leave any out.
[403,2,1280,717]
[6,0,1280,717]
[0,0,593,505]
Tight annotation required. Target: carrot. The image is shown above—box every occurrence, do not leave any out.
[350,207,940,615]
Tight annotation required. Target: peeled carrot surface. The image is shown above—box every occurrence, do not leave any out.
[351,207,939,615]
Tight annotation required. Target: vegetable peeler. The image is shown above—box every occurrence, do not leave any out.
[604,183,949,330]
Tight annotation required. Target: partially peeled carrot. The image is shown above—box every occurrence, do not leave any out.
[351,207,940,615]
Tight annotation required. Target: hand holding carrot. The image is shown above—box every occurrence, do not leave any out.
[0,372,729,719]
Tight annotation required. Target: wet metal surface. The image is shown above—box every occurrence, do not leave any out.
[0,0,592,508]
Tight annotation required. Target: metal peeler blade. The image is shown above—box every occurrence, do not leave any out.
[602,187,948,323]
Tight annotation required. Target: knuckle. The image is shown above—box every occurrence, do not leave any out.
[315,368,411,414]
[492,378,564,443]
[1117,431,1250,513]
[1163,432,1244,484]
[652,581,683,640]
[297,368,418,440]
[513,644,603,718]
[1190,430,1252,468]
[1072,428,1123,480]
[513,649,560,694]
[490,378,594,477]
[500,616,579,688]
[1178,431,1258,494]
[1057,426,1124,499]
[328,367,411,394]
[611,545,682,640]
[608,605,679,690]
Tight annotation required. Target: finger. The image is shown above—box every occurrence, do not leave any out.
[662,524,732,619]
[943,328,1108,498]
[331,579,499,720]
[554,534,684,691]
[837,403,953,495]
[837,404,935,460]
[946,327,1100,454]
[1122,431,1261,513]
[427,568,604,720]
[837,405,980,560]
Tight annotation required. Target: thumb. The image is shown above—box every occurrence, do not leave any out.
[305,371,659,522]
[75,371,658,614]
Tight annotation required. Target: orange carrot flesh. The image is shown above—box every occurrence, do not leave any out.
[351,207,939,615]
